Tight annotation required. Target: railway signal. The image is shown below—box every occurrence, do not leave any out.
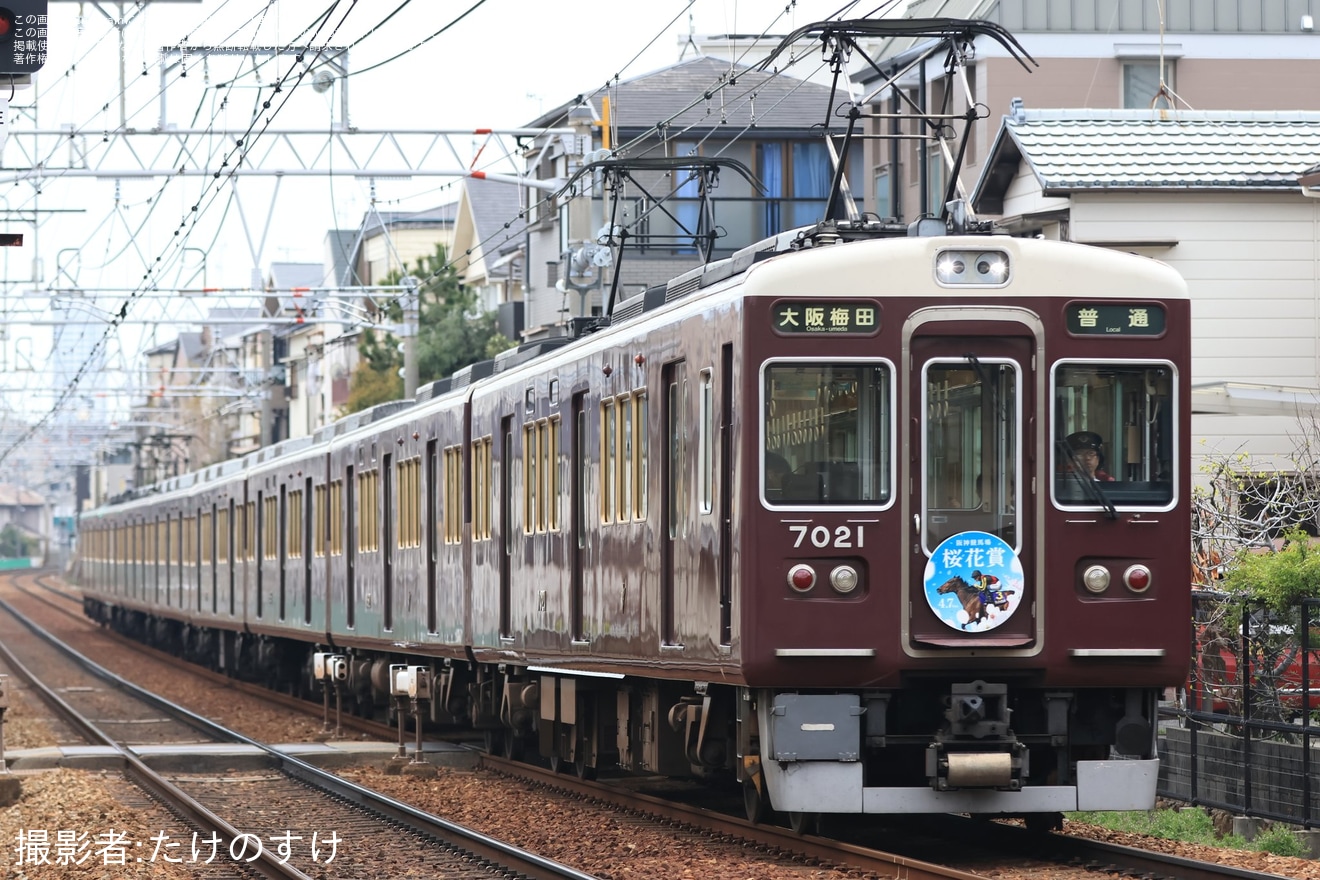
[0,2,48,76]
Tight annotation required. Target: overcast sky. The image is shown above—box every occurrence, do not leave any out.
[22,0,903,265]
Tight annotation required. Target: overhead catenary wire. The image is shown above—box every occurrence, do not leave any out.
[0,1,359,468]
[11,1,879,468]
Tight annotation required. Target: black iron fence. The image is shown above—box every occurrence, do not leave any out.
[1158,593,1320,827]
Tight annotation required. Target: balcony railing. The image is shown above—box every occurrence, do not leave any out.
[622,196,830,256]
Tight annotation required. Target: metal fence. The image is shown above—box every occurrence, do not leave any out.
[1158,592,1320,827]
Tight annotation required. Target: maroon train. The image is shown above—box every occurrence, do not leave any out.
[77,225,1191,829]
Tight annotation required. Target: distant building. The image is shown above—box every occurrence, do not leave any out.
[451,176,528,339]
[0,483,51,560]
[519,55,858,339]
[856,0,1320,224]
[347,204,458,285]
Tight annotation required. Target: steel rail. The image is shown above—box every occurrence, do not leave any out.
[0,590,311,880]
[480,754,987,880]
[480,755,1298,880]
[1,576,597,880]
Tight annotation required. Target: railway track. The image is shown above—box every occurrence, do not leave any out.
[476,744,1300,880]
[19,571,404,743]
[0,575,597,880]
[11,571,1305,880]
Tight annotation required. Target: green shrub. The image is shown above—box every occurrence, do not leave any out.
[1251,824,1309,858]
[1220,528,1320,613]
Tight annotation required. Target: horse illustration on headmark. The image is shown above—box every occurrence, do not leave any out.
[937,574,1016,630]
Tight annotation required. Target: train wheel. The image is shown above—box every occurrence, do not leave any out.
[573,750,595,780]
[743,776,768,824]
[1024,812,1063,833]
[788,811,820,836]
[503,731,525,761]
[482,729,503,756]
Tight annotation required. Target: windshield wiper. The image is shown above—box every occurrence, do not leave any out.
[1056,438,1118,520]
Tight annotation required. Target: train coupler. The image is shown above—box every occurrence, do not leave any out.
[928,680,1025,791]
[926,741,1027,791]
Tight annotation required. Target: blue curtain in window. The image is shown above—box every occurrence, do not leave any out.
[760,143,783,236]
[790,141,831,227]
[675,141,701,252]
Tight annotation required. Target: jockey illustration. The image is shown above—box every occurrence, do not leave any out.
[971,570,1011,610]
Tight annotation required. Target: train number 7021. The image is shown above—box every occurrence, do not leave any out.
[788,524,865,549]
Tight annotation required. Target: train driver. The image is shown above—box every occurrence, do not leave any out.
[765,452,793,499]
[1064,431,1115,482]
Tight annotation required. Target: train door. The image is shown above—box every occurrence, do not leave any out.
[499,415,514,638]
[346,464,356,629]
[662,360,688,647]
[571,392,586,641]
[908,321,1037,648]
[426,439,438,634]
[383,452,394,632]
[304,475,313,626]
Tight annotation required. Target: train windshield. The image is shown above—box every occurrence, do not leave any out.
[1052,362,1175,509]
[923,359,1020,551]
[762,363,891,506]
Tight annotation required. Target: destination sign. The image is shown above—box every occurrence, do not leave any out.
[1066,303,1166,336]
[772,301,880,335]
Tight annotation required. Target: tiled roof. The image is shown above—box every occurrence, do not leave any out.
[530,56,842,135]
[464,177,526,257]
[0,484,45,506]
[982,109,1320,194]
[358,204,457,238]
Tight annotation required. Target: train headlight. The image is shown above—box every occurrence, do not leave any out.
[935,249,1010,286]
[975,253,1009,281]
[1082,564,1111,594]
[829,564,859,594]
[788,564,817,593]
[1124,564,1152,593]
[935,256,967,282]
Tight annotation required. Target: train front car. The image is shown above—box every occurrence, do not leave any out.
[738,234,1189,827]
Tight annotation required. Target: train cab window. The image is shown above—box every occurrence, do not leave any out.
[1052,362,1175,510]
[923,360,1019,550]
[762,362,892,507]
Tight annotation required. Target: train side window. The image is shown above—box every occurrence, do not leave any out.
[286,490,301,559]
[699,370,714,514]
[1052,361,1175,510]
[246,501,256,561]
[443,446,459,543]
[472,436,493,540]
[395,457,420,549]
[313,484,325,557]
[524,423,538,535]
[539,418,552,531]
[763,362,893,507]
[634,394,648,521]
[618,394,633,522]
[201,511,212,565]
[601,400,616,524]
[330,480,343,555]
[217,506,229,565]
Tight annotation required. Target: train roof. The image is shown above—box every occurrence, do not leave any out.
[90,229,1186,513]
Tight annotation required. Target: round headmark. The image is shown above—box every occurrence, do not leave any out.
[923,531,1024,633]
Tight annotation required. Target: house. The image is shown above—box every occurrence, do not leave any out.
[450,176,528,339]
[519,55,860,337]
[347,204,458,286]
[856,0,1320,224]
[0,484,50,561]
[970,107,1320,466]
[133,331,207,484]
